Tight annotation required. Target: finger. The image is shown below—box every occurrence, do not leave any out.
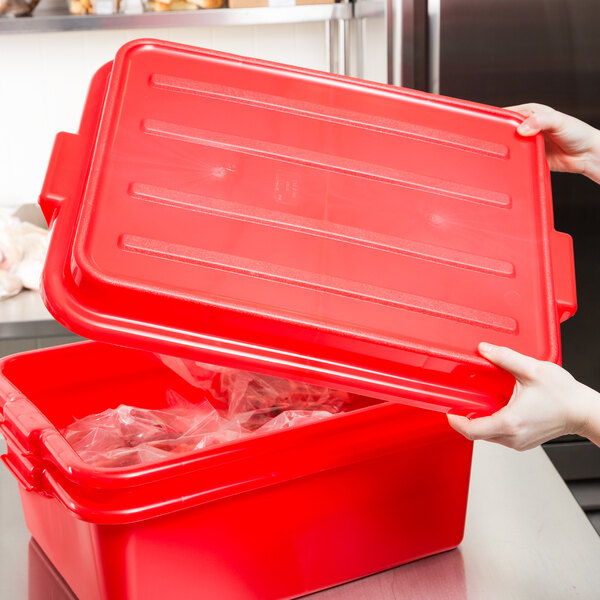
[520,107,567,137]
[504,103,543,117]
[447,412,508,441]
[503,103,564,136]
[478,342,540,382]
[447,413,527,449]
[504,103,549,134]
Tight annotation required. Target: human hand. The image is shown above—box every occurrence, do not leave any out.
[447,342,600,451]
[507,103,600,184]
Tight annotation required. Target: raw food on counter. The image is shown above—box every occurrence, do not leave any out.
[0,213,49,300]
[62,365,350,468]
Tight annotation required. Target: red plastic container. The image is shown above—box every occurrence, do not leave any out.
[0,39,576,600]
[2,342,472,600]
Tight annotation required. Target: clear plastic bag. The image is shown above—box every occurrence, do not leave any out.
[63,390,240,468]
[62,363,350,467]
[157,356,349,417]
[256,410,338,433]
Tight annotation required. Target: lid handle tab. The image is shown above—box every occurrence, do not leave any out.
[551,230,577,323]
[39,132,89,227]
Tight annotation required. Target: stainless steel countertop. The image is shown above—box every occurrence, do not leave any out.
[0,291,71,340]
[1,441,599,599]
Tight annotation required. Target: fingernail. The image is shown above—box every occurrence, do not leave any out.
[517,122,531,133]
[479,342,493,354]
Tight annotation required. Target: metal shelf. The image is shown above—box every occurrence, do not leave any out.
[0,2,352,34]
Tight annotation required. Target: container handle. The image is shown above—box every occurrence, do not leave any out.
[550,231,577,323]
[1,454,36,492]
[38,61,112,227]
[39,132,89,227]
[0,394,51,453]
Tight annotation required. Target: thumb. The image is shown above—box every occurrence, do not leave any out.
[505,103,563,137]
[478,342,539,383]
[504,104,540,135]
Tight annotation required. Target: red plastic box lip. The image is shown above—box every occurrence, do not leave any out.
[39,425,472,526]
[0,342,450,494]
[0,343,470,524]
[38,38,575,418]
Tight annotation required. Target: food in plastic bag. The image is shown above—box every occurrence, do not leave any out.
[63,390,240,468]
[0,269,23,299]
[257,410,337,433]
[0,214,49,299]
[62,366,349,467]
[158,356,349,418]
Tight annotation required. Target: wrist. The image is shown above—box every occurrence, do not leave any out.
[583,128,600,184]
[570,383,600,441]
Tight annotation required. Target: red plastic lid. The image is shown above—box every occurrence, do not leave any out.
[39,39,576,417]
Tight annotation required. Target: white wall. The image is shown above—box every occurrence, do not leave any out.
[0,23,331,211]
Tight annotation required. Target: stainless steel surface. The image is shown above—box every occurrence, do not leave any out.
[321,2,354,76]
[326,18,339,73]
[354,14,365,78]
[1,442,600,599]
[352,0,385,82]
[382,0,426,87]
[326,19,334,72]
[400,0,426,90]
[0,291,71,340]
[0,432,29,600]
[328,15,342,74]
[0,3,352,34]
[320,443,600,599]
[426,0,439,94]
[325,5,349,77]
[341,11,350,75]
[353,0,384,20]
[385,0,401,85]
